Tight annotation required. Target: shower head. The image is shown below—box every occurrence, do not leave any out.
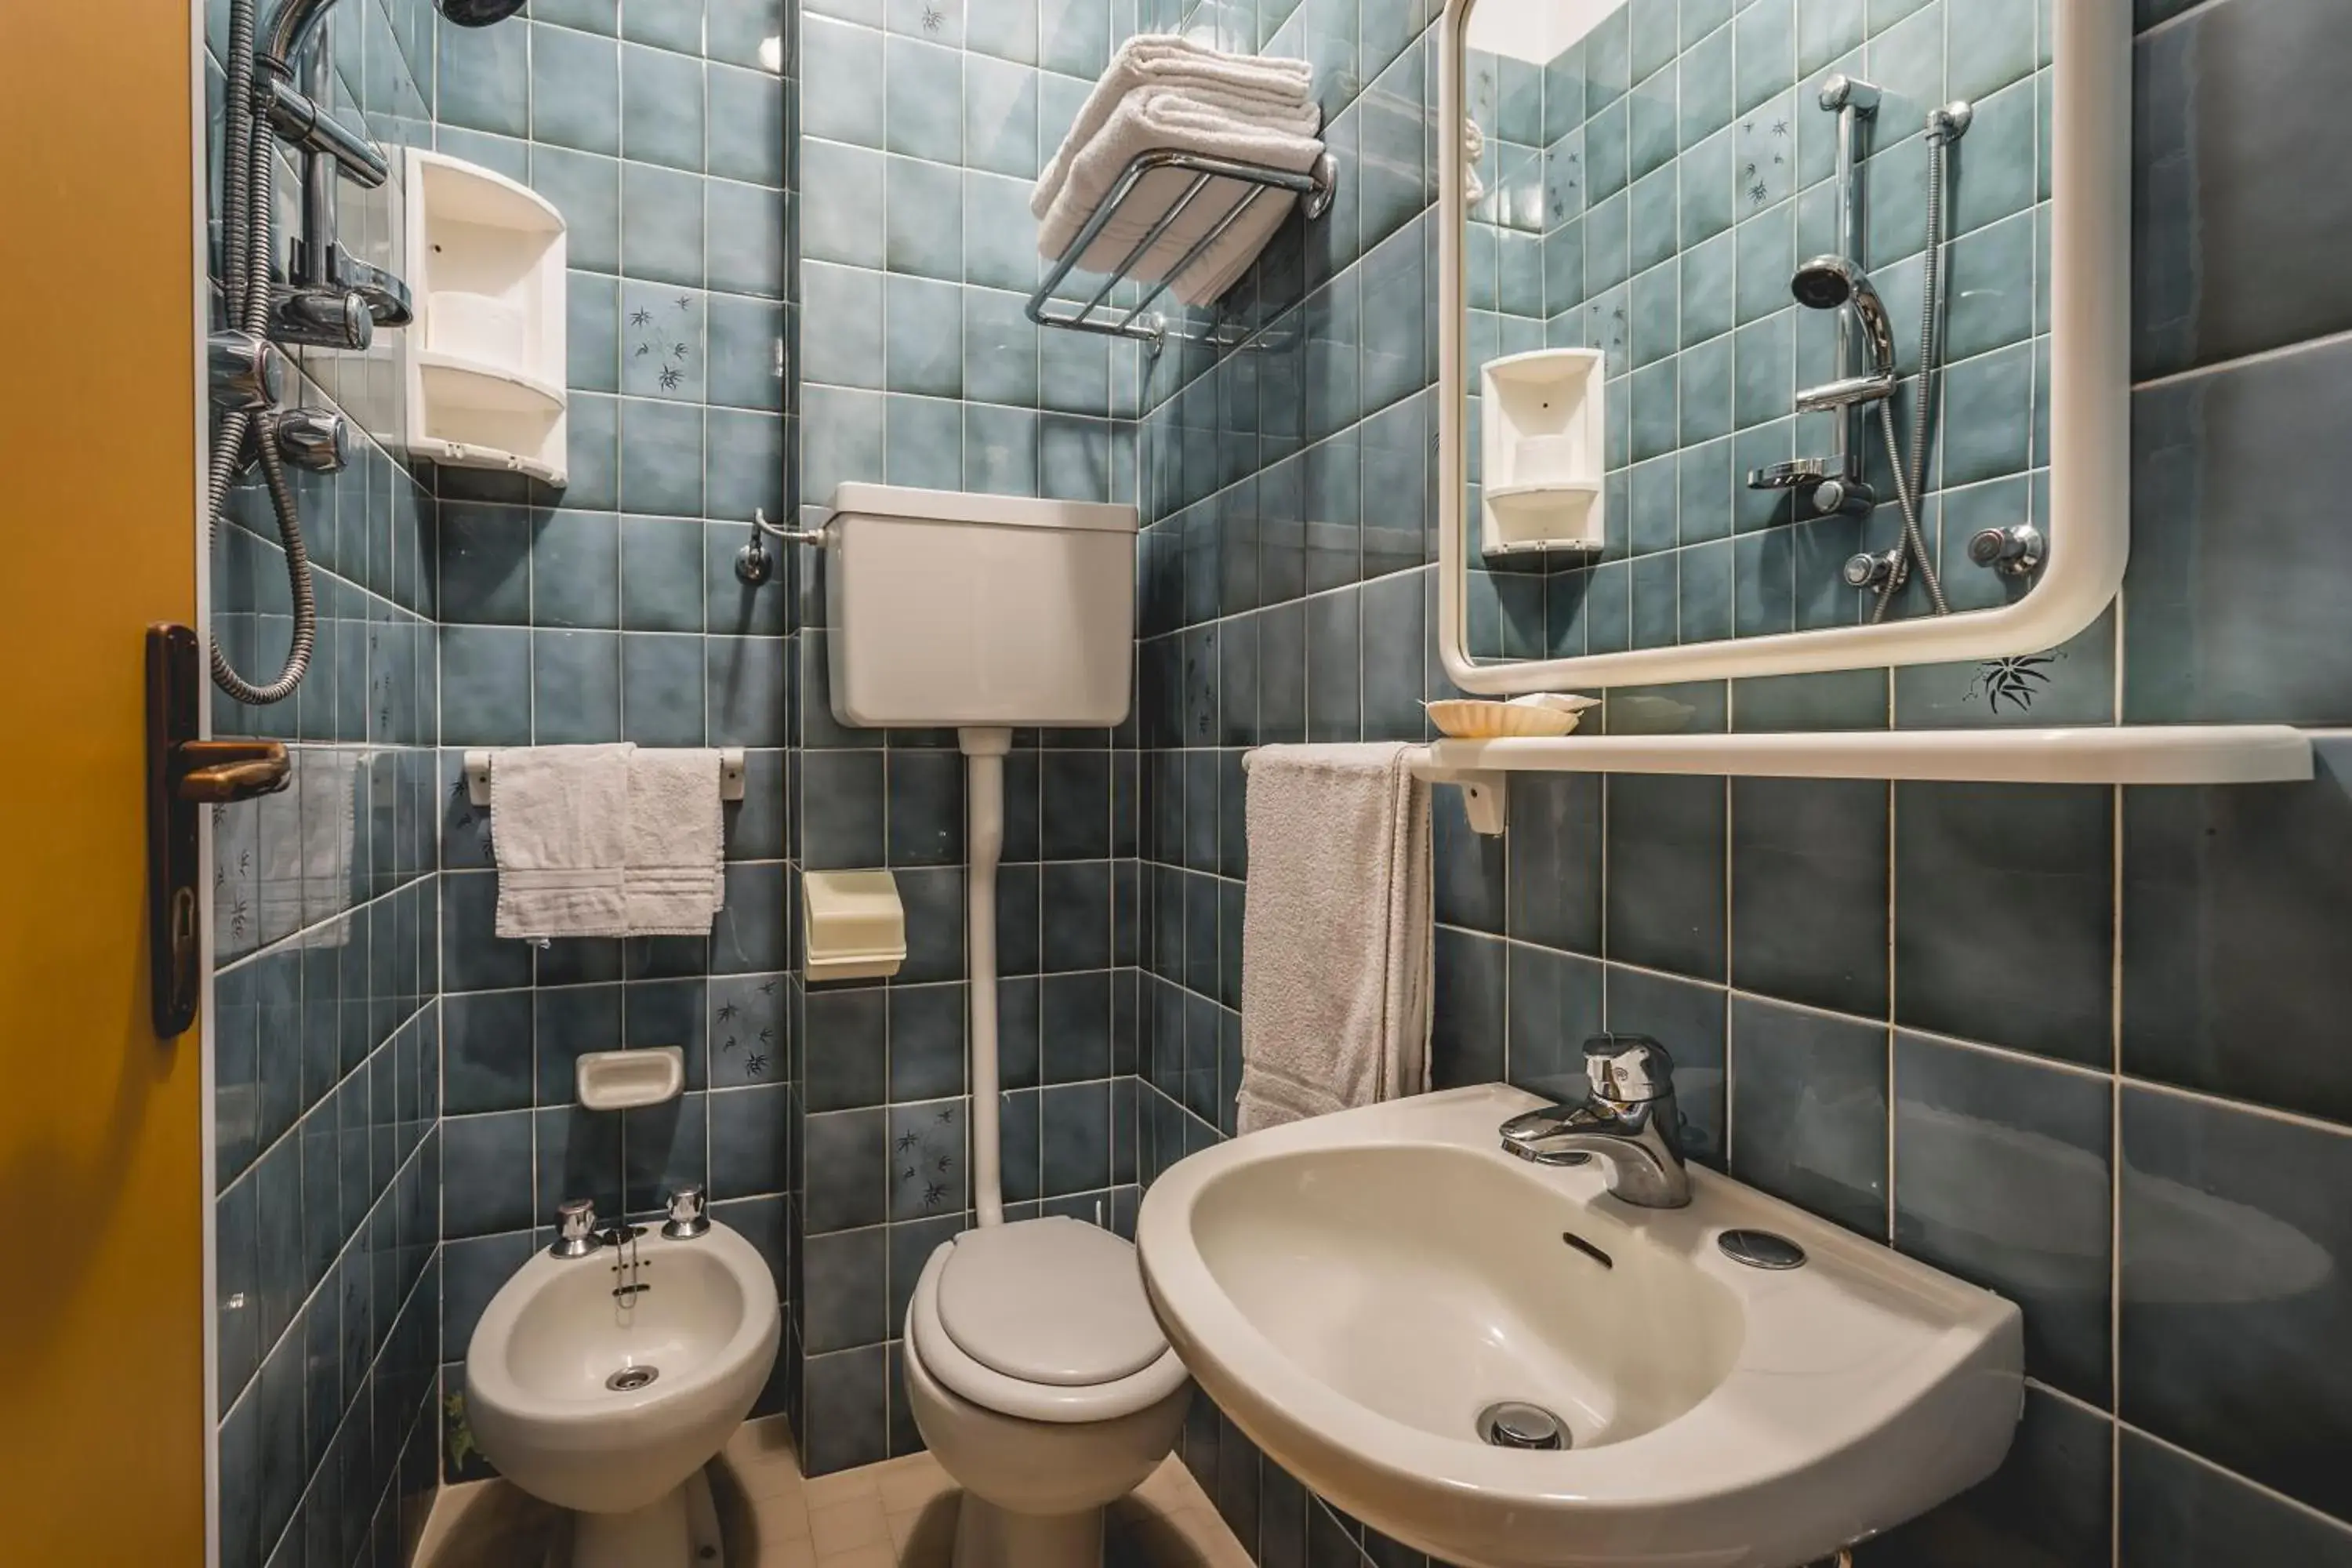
[267,0,522,67]
[1792,255,1896,379]
[437,0,530,22]
[1792,254,1864,310]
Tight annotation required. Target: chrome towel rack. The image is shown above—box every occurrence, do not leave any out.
[1026,147,1338,348]
[464,747,748,807]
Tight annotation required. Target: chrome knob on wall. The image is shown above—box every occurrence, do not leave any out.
[207,330,285,412]
[1969,524,2046,579]
[274,408,350,474]
[275,286,374,351]
[1843,548,1909,592]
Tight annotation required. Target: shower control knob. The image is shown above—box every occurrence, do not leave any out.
[1843,548,1906,590]
[274,408,350,474]
[1968,524,2045,579]
[275,287,374,352]
[208,330,285,413]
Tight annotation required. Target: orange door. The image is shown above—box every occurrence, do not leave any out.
[0,1,209,1559]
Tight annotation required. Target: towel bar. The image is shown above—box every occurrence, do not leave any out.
[464,747,747,808]
[1027,147,1338,348]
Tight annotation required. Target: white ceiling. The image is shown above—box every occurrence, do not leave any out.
[1465,0,1628,67]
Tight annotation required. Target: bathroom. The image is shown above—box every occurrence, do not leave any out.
[6,0,2352,1563]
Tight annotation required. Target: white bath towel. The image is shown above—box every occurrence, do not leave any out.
[622,747,728,936]
[490,745,728,939]
[1038,87,1325,306]
[493,744,633,938]
[1032,34,1316,220]
[1236,744,1432,1134]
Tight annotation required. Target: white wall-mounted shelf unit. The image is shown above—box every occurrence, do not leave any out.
[1336,727,2314,836]
[1479,347,1605,556]
[403,148,568,486]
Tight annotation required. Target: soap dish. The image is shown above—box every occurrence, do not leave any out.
[577,1047,684,1111]
[1425,694,1599,739]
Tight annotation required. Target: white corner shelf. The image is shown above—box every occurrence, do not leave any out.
[402,148,568,487]
[1403,726,2316,836]
[1480,347,1605,556]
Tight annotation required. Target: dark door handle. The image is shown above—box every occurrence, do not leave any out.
[172,740,290,804]
[148,628,292,1036]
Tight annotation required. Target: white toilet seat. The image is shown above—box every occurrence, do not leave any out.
[909,1220,1189,1425]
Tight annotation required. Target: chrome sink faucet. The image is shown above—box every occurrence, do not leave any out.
[1499,1036,1691,1209]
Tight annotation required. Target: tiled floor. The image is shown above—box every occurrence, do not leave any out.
[414,1415,1253,1568]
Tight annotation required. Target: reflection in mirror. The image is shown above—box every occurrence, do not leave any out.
[1457,0,2053,666]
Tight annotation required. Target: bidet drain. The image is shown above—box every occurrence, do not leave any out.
[606,1366,659,1392]
[1476,1401,1569,1451]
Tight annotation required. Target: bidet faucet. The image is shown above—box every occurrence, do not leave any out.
[663,1185,711,1240]
[551,1198,603,1258]
[1498,1036,1692,1209]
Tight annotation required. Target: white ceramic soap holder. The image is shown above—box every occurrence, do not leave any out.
[577,1047,684,1112]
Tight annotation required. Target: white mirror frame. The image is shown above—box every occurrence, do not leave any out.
[1437,0,2133,693]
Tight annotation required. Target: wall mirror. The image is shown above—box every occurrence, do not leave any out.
[1437,0,2130,693]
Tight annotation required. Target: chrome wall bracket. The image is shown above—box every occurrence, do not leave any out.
[734,508,827,586]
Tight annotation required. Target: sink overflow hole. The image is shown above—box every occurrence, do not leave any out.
[1559,1231,1613,1269]
[1476,1401,1570,1451]
[606,1366,659,1392]
[1719,1229,1809,1271]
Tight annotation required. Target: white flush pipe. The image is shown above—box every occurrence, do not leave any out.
[960,726,1013,1228]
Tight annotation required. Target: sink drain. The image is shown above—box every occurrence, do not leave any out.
[606,1366,659,1392]
[1476,1401,1570,1451]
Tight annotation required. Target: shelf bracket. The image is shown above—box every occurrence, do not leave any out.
[1409,754,1508,836]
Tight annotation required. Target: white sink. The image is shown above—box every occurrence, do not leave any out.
[1134,1086,2024,1568]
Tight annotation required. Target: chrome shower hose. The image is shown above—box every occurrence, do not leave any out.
[1871,125,1958,623]
[209,0,317,706]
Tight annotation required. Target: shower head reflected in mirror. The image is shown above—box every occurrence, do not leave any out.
[1792,255,1896,379]
[436,0,528,22]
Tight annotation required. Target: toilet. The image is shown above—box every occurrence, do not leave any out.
[818,484,1186,1566]
[902,1217,1192,1568]
[464,1218,782,1568]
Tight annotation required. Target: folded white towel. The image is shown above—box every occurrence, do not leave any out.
[623,747,728,936]
[491,745,728,940]
[1032,34,1315,220]
[1038,86,1325,306]
[494,744,633,939]
[1236,744,1432,1134]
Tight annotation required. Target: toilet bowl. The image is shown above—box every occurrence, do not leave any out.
[903,1216,1192,1568]
[466,1221,781,1568]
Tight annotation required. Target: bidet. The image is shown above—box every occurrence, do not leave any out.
[465,1200,779,1568]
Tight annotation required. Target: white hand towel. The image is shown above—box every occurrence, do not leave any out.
[1038,87,1325,307]
[624,747,728,936]
[492,744,633,938]
[1236,744,1433,1134]
[1032,34,1316,220]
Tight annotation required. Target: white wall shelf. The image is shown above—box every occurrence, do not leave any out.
[1479,348,1605,555]
[403,148,568,487]
[1390,727,2316,836]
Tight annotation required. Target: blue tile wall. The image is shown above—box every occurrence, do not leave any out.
[206,0,446,1561]
[424,0,802,1485]
[1461,0,2057,661]
[786,0,1151,1475]
[209,0,805,1540]
[1135,2,2352,1565]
